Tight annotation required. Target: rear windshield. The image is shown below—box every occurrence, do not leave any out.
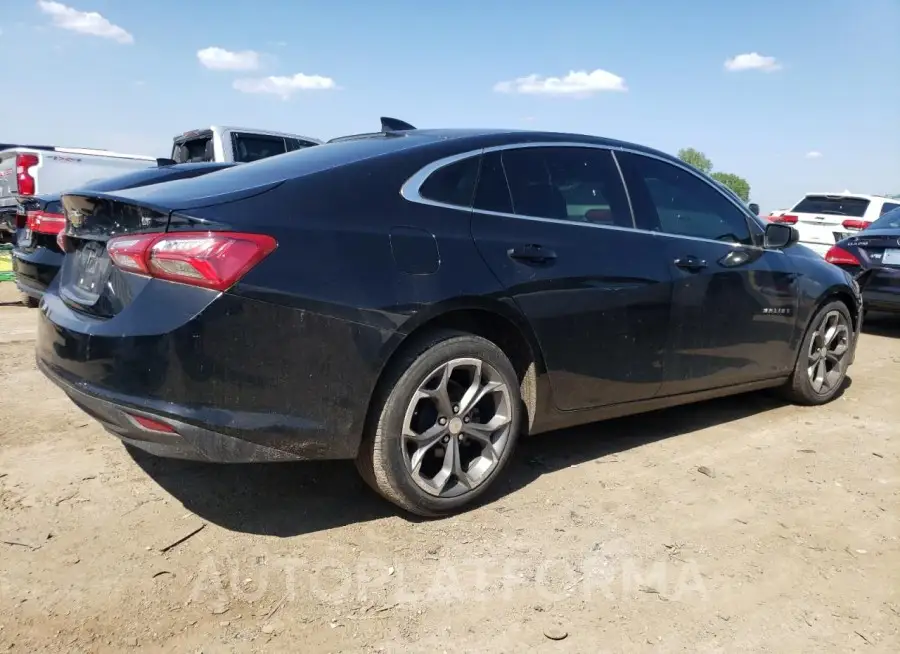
[792,195,870,217]
[172,137,212,163]
[870,206,900,230]
[113,134,433,207]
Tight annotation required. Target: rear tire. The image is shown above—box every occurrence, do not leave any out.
[779,300,853,405]
[356,330,523,517]
[21,293,39,308]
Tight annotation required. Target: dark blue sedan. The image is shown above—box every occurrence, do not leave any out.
[826,206,900,314]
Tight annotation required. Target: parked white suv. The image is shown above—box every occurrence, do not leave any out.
[770,192,900,256]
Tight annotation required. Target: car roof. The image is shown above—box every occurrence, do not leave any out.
[328,127,675,161]
[801,192,894,201]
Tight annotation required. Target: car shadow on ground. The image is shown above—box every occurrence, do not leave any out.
[863,311,900,337]
[130,380,851,538]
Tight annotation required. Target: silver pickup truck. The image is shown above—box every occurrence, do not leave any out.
[0,145,163,240]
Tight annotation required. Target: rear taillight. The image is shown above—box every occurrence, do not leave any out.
[841,219,871,231]
[773,214,798,225]
[25,211,66,235]
[824,245,860,266]
[15,154,39,196]
[107,231,277,291]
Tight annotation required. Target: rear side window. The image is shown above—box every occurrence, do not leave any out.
[792,195,870,217]
[879,202,900,215]
[286,138,318,152]
[233,134,288,163]
[500,147,633,227]
[419,156,480,207]
[871,206,900,230]
[473,152,513,214]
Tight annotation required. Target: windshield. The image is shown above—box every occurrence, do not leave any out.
[792,195,869,217]
[869,206,900,230]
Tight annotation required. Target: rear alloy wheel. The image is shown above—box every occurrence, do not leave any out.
[357,331,522,516]
[780,301,852,405]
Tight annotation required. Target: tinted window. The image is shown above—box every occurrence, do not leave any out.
[233,135,288,163]
[473,151,513,214]
[792,195,869,217]
[286,138,318,152]
[172,137,212,163]
[499,147,633,227]
[419,156,480,207]
[879,202,900,215]
[870,206,900,230]
[618,152,752,244]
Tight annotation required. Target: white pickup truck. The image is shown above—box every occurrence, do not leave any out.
[170,126,323,163]
[0,145,164,240]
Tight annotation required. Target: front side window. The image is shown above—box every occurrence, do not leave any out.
[618,152,753,245]
[418,156,480,207]
[233,134,288,163]
[499,147,633,228]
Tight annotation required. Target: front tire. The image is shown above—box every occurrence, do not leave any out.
[357,330,523,517]
[780,300,853,405]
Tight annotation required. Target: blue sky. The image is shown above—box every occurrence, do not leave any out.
[2,0,898,211]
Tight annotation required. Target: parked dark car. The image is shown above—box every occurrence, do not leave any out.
[13,162,235,306]
[826,206,900,313]
[36,125,864,516]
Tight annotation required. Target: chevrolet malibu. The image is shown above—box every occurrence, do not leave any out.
[37,123,863,516]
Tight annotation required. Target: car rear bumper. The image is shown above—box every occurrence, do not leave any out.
[36,285,392,462]
[863,289,900,313]
[12,245,63,298]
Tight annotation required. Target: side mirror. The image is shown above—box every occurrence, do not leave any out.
[764,222,799,249]
[748,203,760,216]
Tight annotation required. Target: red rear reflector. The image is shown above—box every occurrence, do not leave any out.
[15,153,39,196]
[129,414,176,433]
[841,219,871,230]
[774,214,798,224]
[824,245,860,266]
[107,231,277,291]
[26,211,66,235]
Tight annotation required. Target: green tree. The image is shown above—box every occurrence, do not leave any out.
[677,148,712,174]
[710,172,751,202]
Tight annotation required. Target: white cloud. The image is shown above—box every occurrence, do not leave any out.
[197,46,261,72]
[233,73,338,99]
[724,52,781,72]
[493,69,627,97]
[805,151,823,159]
[37,1,133,44]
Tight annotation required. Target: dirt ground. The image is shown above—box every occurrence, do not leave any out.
[0,281,898,653]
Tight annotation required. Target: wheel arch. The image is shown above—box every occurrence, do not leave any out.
[361,299,546,450]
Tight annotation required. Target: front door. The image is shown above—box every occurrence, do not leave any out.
[470,146,674,411]
[616,151,800,396]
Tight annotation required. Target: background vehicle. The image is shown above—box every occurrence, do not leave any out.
[770,192,900,256]
[171,126,323,164]
[826,206,900,314]
[37,124,862,517]
[0,146,165,240]
[12,162,235,306]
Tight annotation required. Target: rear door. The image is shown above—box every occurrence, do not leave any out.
[616,151,800,395]
[469,145,674,410]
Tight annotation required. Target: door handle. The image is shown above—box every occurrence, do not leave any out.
[674,255,707,272]
[508,244,557,264]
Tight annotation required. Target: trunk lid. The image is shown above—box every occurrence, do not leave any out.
[852,230,900,269]
[57,194,170,317]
